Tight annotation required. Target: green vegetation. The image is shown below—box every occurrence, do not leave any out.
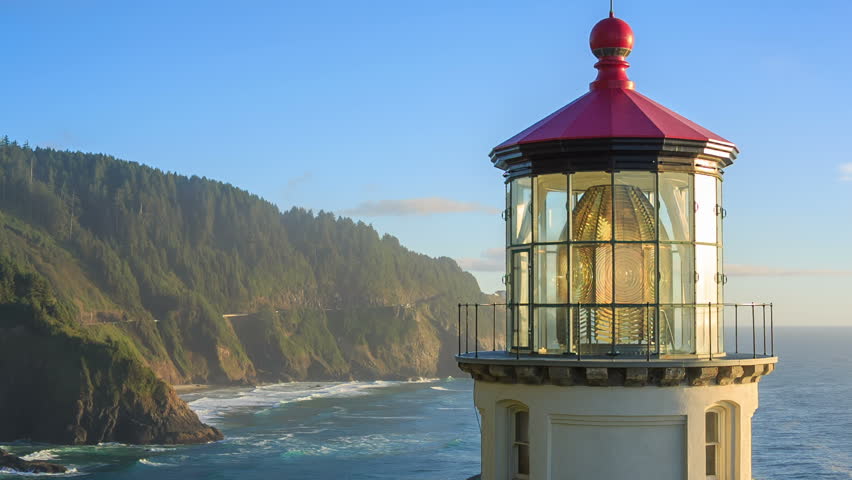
[0,256,221,445]
[0,140,490,383]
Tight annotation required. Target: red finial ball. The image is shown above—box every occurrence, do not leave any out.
[589,15,634,58]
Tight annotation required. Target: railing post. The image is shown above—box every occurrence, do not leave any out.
[611,304,617,356]
[576,309,581,361]
[708,302,713,361]
[587,306,592,355]
[493,304,497,352]
[655,303,661,356]
[475,304,479,358]
[465,304,469,354]
[514,305,520,360]
[762,304,767,356]
[457,304,461,356]
[646,302,651,362]
[770,303,775,357]
[734,305,738,354]
[751,304,756,360]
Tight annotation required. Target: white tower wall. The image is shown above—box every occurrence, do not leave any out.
[475,381,759,480]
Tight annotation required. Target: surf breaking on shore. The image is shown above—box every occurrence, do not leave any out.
[183,379,443,424]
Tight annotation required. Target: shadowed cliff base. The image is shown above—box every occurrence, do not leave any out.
[0,257,221,445]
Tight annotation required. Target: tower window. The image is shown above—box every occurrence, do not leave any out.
[512,410,529,479]
[705,407,731,480]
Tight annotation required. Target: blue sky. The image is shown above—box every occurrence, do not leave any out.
[2,1,851,325]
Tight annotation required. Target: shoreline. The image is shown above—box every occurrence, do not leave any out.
[172,384,212,393]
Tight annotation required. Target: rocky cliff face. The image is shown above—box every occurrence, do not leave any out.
[0,259,221,445]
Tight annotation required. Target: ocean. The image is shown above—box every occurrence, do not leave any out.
[1,327,849,479]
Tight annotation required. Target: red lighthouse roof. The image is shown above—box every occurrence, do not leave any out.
[493,14,735,152]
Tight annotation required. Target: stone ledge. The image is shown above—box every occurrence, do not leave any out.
[458,361,774,387]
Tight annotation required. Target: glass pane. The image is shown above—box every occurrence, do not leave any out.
[614,172,656,241]
[717,178,724,246]
[659,172,692,242]
[505,183,510,247]
[513,306,530,348]
[507,306,514,349]
[575,306,614,354]
[512,251,530,304]
[572,244,613,304]
[614,243,656,304]
[571,172,612,242]
[659,244,695,304]
[535,174,568,242]
[696,304,721,354]
[535,245,568,304]
[695,174,717,244]
[717,246,725,307]
[706,411,719,442]
[716,304,724,354]
[511,177,532,245]
[515,411,529,442]
[696,245,717,303]
[706,445,717,476]
[517,444,530,475]
[535,307,569,352]
[660,305,695,354]
[614,307,656,352]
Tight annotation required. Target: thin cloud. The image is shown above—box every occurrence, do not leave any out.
[841,163,852,181]
[341,197,500,217]
[726,264,852,277]
[456,247,505,272]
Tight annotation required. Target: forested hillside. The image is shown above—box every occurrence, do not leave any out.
[0,138,493,385]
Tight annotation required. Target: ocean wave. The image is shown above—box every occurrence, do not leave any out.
[0,467,80,477]
[187,381,416,423]
[278,433,426,460]
[430,386,449,391]
[138,458,173,467]
[19,450,57,462]
[143,447,176,453]
[406,377,439,383]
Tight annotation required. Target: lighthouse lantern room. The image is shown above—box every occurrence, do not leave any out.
[458,10,777,480]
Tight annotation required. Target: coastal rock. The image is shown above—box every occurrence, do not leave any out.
[0,321,224,445]
[0,259,223,445]
[0,449,67,474]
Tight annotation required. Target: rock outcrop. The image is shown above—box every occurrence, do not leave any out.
[0,258,222,445]
[0,449,67,474]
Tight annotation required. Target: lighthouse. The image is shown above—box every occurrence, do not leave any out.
[457,11,777,480]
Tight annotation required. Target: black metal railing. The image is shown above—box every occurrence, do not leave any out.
[457,302,775,361]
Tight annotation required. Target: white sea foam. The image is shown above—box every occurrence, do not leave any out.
[406,377,439,383]
[0,467,80,477]
[277,432,426,460]
[430,386,449,391]
[138,458,173,467]
[20,450,58,462]
[187,381,419,423]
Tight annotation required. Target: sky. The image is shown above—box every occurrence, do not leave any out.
[2,0,851,326]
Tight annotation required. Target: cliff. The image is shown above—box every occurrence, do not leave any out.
[0,257,221,444]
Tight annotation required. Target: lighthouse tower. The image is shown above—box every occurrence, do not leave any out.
[457,11,777,480]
